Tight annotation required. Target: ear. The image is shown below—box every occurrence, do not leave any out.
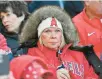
[18,13,25,22]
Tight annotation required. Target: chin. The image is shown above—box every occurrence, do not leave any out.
[8,28,16,32]
[8,30,13,32]
[49,46,58,50]
[7,30,15,33]
[47,44,59,50]
[50,48,57,50]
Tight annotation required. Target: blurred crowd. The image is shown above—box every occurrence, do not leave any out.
[0,0,102,79]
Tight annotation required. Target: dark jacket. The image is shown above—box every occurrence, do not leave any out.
[0,24,28,57]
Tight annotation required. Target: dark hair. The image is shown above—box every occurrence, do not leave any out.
[0,1,29,19]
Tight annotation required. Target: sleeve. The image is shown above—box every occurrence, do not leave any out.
[0,33,13,60]
[83,54,99,79]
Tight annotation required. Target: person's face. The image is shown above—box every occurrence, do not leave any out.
[85,0,102,16]
[41,27,62,50]
[0,7,24,33]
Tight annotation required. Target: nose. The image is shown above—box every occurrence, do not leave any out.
[50,32,56,39]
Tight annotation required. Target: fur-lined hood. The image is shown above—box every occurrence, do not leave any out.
[19,6,79,46]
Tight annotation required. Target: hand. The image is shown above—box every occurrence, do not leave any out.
[56,68,71,79]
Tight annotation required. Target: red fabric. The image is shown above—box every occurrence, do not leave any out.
[10,55,56,79]
[73,8,102,59]
[0,33,11,54]
[28,43,98,79]
[22,60,55,79]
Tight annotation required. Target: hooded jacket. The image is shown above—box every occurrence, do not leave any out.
[18,6,98,79]
[19,6,79,46]
[0,20,28,57]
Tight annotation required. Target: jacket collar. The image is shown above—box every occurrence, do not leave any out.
[82,8,102,30]
[37,42,72,57]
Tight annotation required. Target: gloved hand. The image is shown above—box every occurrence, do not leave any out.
[56,68,71,79]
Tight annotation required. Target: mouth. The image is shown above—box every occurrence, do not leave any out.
[5,25,9,28]
[49,42,58,44]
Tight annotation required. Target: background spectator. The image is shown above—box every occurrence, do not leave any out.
[0,1,30,57]
[26,1,84,17]
[73,0,102,78]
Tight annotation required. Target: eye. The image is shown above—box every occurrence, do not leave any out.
[0,16,4,20]
[7,13,10,17]
[55,29,61,32]
[43,29,51,33]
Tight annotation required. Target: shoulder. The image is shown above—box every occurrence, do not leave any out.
[0,33,6,41]
[62,49,86,64]
[72,11,87,29]
[72,11,83,22]
[72,11,87,32]
[28,47,37,51]
[0,33,7,46]
[70,49,84,55]
[28,47,38,55]
[67,49,85,59]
